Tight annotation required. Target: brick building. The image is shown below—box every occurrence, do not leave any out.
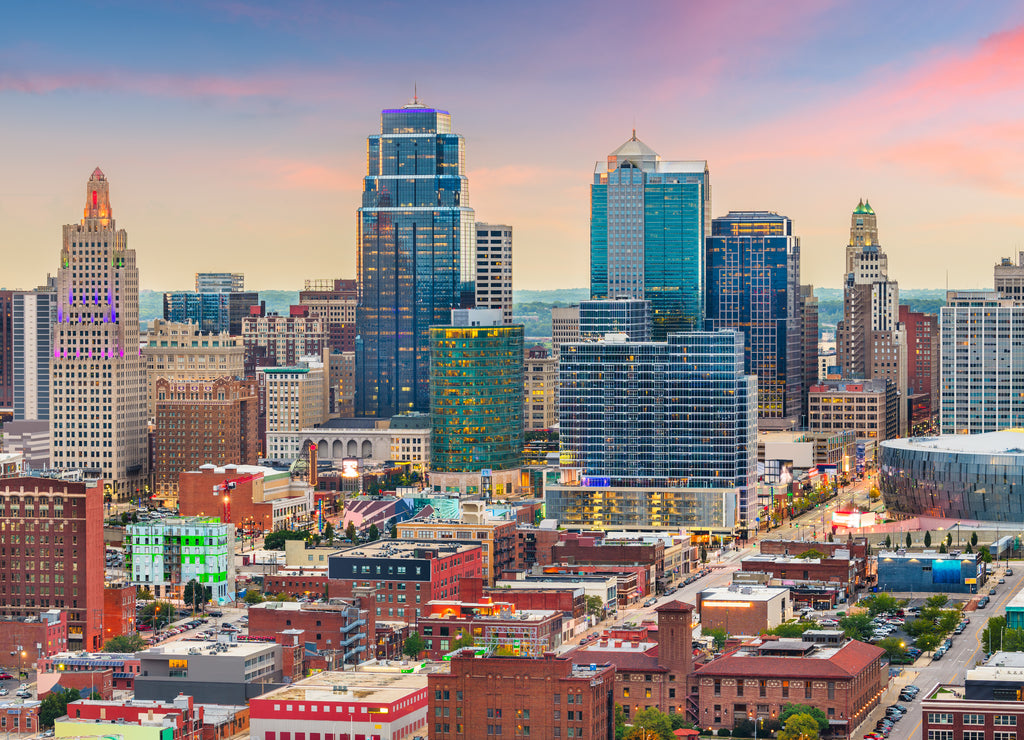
[260,569,339,601]
[416,598,563,660]
[808,379,899,442]
[199,703,249,740]
[545,531,666,581]
[153,377,259,498]
[0,609,67,667]
[741,554,861,594]
[242,306,326,374]
[396,515,517,587]
[758,537,872,585]
[297,279,358,354]
[515,525,562,569]
[0,700,40,735]
[899,305,939,420]
[697,585,792,636]
[247,596,375,665]
[249,667,429,740]
[41,667,114,699]
[924,652,1024,740]
[374,621,413,660]
[38,649,141,692]
[429,652,614,740]
[60,695,204,740]
[178,464,313,533]
[537,563,655,606]
[0,477,105,651]
[328,541,484,623]
[569,601,694,720]
[478,581,587,621]
[102,583,137,644]
[695,634,885,737]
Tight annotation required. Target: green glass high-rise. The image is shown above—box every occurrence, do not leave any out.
[590,133,710,340]
[429,310,524,475]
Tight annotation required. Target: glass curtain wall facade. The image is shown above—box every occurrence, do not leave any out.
[163,291,231,334]
[706,211,802,421]
[356,104,475,417]
[554,330,757,531]
[579,298,652,341]
[880,432,1024,522]
[429,322,524,473]
[590,134,710,340]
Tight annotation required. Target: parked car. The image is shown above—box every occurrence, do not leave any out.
[208,610,224,617]
[643,597,658,607]
[1007,569,1014,576]
[999,578,1006,584]
[0,672,13,680]
[990,587,998,595]
[0,689,8,696]
[979,597,990,608]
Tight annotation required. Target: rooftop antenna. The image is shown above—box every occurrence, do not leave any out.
[414,83,419,105]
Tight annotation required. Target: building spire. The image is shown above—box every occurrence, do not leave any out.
[414,82,418,105]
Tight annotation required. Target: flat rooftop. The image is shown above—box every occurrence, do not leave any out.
[138,640,274,658]
[701,586,788,602]
[256,667,432,704]
[332,540,481,559]
[882,430,1024,456]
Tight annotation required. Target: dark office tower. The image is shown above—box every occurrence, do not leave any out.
[799,284,819,426]
[355,101,475,417]
[590,132,710,339]
[706,211,802,427]
[13,285,57,421]
[0,290,12,413]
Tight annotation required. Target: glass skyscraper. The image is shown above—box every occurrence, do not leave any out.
[706,211,803,423]
[579,297,652,341]
[590,133,710,340]
[552,330,757,533]
[356,102,475,416]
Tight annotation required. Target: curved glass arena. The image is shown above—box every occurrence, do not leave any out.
[880,430,1024,522]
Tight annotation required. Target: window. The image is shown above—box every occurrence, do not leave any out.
[759,680,767,698]
[714,679,721,697]
[995,734,1017,740]
[623,688,629,698]
[996,718,1019,727]
[928,732,953,740]
[964,716,986,726]
[929,715,954,725]
[964,732,986,740]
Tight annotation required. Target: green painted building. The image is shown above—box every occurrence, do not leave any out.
[430,309,524,485]
[126,516,234,603]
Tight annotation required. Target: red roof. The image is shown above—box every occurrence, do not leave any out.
[565,645,663,673]
[675,730,700,738]
[693,640,883,679]
[656,599,695,613]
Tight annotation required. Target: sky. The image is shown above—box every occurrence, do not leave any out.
[2,1,1024,293]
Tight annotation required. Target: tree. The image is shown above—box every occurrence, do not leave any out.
[140,601,175,630]
[764,622,811,638]
[183,579,206,614]
[704,627,728,650]
[939,542,948,554]
[966,543,974,554]
[103,633,146,652]
[700,546,708,564]
[271,593,297,602]
[925,594,949,609]
[450,633,475,650]
[860,592,904,617]
[877,636,908,662]
[403,632,425,659]
[778,713,820,740]
[915,633,942,654]
[136,587,154,601]
[614,704,628,740]
[978,545,993,563]
[924,531,932,547]
[971,531,979,547]
[346,521,358,543]
[367,523,380,541]
[670,714,695,730]
[39,688,81,728]
[947,532,953,547]
[980,616,1024,653]
[322,522,335,543]
[884,534,892,548]
[780,705,829,734]
[794,548,826,560]
[906,532,913,548]
[626,708,675,740]
[838,613,874,641]
[263,529,309,550]
[390,522,398,539]
[586,595,605,619]
[868,487,881,501]
[243,589,265,604]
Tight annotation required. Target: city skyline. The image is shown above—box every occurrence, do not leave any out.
[2,1,1024,293]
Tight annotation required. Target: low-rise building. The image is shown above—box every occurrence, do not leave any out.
[126,517,235,603]
[58,695,203,740]
[544,531,666,583]
[0,700,40,735]
[38,651,140,693]
[924,652,1024,740]
[495,571,619,611]
[876,550,983,594]
[134,638,285,705]
[429,652,614,740]
[0,609,67,665]
[327,541,484,623]
[103,583,137,644]
[396,507,517,586]
[758,538,872,585]
[741,553,861,595]
[567,601,694,720]
[247,596,375,666]
[697,585,792,636]
[249,665,430,740]
[416,598,563,660]
[178,464,313,533]
[695,634,885,737]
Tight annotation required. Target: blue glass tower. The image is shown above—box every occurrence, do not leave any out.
[706,211,803,423]
[355,102,475,417]
[590,133,710,340]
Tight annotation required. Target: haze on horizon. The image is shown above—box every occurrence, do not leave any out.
[2,0,1024,294]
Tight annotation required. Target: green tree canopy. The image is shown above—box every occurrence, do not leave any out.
[981,616,1024,652]
[140,601,175,629]
[978,545,993,563]
[906,532,913,548]
[859,592,904,617]
[183,579,208,613]
[263,529,310,550]
[39,688,81,728]
[781,705,829,733]
[764,622,812,638]
[924,531,932,547]
[136,587,154,601]
[367,523,380,541]
[322,522,335,542]
[838,613,873,641]
[794,549,826,560]
[884,534,892,548]
[625,708,675,740]
[971,531,979,547]
[915,633,942,653]
[243,589,265,604]
[876,636,907,661]
[102,633,146,652]
[778,713,820,740]
[346,521,358,542]
[403,632,425,658]
[704,627,728,650]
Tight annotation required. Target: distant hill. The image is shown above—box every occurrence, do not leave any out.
[139,290,299,324]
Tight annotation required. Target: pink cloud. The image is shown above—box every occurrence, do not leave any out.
[245,157,356,192]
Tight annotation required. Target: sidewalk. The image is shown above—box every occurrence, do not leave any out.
[851,667,920,739]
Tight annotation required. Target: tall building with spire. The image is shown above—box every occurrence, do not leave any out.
[590,132,710,339]
[51,169,148,498]
[355,99,475,417]
[836,200,907,435]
